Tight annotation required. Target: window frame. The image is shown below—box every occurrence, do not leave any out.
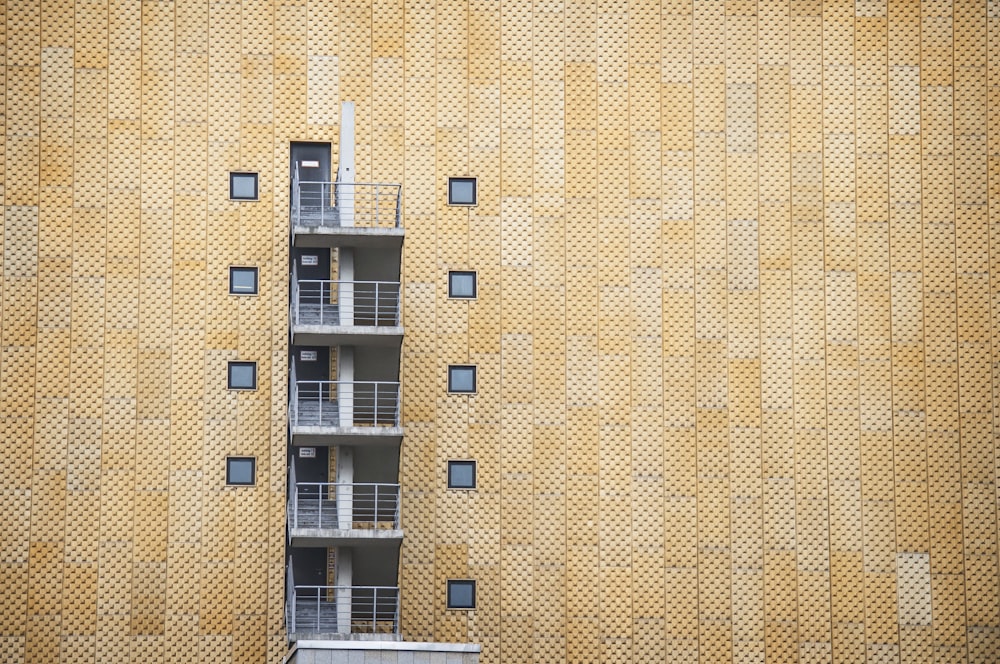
[446,579,476,610]
[227,361,258,391]
[447,460,478,490]
[229,172,259,201]
[448,271,478,299]
[447,177,477,206]
[226,456,256,486]
[228,266,259,295]
[447,365,477,394]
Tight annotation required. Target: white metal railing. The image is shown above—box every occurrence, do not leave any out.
[288,585,400,635]
[292,280,401,328]
[293,180,402,229]
[289,380,401,428]
[288,482,401,530]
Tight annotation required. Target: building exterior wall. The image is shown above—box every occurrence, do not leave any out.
[2,1,999,663]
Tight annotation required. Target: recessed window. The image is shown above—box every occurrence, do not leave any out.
[448,271,477,299]
[229,172,259,201]
[229,266,259,295]
[226,457,256,485]
[447,460,477,490]
[448,177,477,206]
[448,365,476,393]
[447,580,476,609]
[227,361,257,390]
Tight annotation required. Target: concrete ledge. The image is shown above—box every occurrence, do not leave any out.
[292,325,404,348]
[293,226,405,250]
[294,641,480,653]
[289,527,404,548]
[290,426,404,447]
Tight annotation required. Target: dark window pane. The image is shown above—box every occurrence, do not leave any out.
[448,178,476,205]
[448,461,476,489]
[230,172,258,200]
[448,366,476,393]
[447,580,475,609]
[228,362,257,390]
[229,267,258,294]
[226,457,255,485]
[448,271,476,298]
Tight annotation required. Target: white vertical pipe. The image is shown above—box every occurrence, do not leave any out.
[337,347,354,427]
[334,447,354,633]
[337,102,355,227]
[338,249,355,326]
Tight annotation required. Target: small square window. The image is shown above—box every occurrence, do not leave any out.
[448,271,477,299]
[447,580,476,609]
[226,457,256,485]
[447,460,477,489]
[448,177,477,206]
[230,172,259,201]
[229,266,259,295]
[227,361,257,390]
[448,365,476,393]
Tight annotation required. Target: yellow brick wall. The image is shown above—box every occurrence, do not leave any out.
[2,1,999,663]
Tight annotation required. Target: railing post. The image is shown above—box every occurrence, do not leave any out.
[315,484,322,528]
[323,281,331,326]
[395,186,401,227]
[314,382,321,425]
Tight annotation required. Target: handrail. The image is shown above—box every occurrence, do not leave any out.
[288,363,299,427]
[289,482,401,530]
[297,180,402,187]
[287,463,298,544]
[290,262,300,326]
[285,562,296,634]
[291,280,401,327]
[288,585,400,635]
[291,380,401,428]
[292,181,402,229]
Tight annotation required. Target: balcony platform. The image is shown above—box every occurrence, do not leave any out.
[289,382,402,446]
[291,323,403,348]
[288,487,403,547]
[292,223,405,250]
[290,424,403,447]
[288,633,403,644]
[289,527,404,548]
[287,586,401,641]
[286,641,481,664]
[291,280,403,346]
[291,181,403,249]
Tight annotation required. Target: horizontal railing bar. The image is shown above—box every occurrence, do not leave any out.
[295,279,400,285]
[297,181,402,187]
[295,380,400,386]
[294,482,400,488]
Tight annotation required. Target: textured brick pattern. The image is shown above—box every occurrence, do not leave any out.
[1,0,293,661]
[2,2,999,664]
[395,1,1000,663]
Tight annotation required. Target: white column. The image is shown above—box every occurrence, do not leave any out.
[334,447,354,633]
[336,102,355,227]
[337,248,355,326]
[337,346,354,427]
[335,547,353,633]
[335,447,354,530]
